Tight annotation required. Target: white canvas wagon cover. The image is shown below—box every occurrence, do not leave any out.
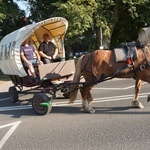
[0,17,68,77]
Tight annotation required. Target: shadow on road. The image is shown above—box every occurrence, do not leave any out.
[0,92,9,99]
[1,104,150,119]
[93,106,150,115]
[0,106,81,118]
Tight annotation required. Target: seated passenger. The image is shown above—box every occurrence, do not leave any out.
[20,38,43,81]
[38,33,62,64]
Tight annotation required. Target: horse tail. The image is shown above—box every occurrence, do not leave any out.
[69,55,84,103]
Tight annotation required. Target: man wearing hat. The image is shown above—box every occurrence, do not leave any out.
[38,33,61,64]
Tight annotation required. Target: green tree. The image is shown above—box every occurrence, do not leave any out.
[0,0,6,22]
[53,0,150,49]
[0,0,26,39]
[53,0,97,48]
[111,0,150,46]
[28,0,58,21]
[14,0,150,50]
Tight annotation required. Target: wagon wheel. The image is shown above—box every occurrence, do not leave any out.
[32,93,52,115]
[9,86,18,102]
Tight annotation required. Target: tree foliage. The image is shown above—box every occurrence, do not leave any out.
[1,0,150,51]
[52,0,150,49]
[110,0,150,46]
[53,0,99,48]
[28,0,58,21]
[0,0,26,40]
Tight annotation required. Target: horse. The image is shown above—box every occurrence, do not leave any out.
[69,27,150,113]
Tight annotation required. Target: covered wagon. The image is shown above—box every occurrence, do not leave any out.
[0,17,75,115]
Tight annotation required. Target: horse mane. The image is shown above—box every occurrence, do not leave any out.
[138,27,150,45]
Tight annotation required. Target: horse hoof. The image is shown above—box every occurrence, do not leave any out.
[132,101,144,109]
[82,106,95,113]
[89,109,95,114]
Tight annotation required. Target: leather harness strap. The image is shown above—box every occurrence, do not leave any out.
[80,45,150,86]
[81,52,98,82]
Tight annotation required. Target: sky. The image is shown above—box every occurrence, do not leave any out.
[13,0,30,16]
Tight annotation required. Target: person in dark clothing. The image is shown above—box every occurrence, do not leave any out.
[38,33,61,64]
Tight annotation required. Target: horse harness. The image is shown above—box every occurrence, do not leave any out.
[81,42,150,86]
[81,52,98,83]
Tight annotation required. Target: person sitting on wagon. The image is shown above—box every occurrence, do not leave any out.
[20,38,43,81]
[38,33,62,64]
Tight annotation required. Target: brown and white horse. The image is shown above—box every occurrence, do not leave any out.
[69,27,150,113]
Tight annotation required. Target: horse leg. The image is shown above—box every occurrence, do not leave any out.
[80,85,95,113]
[132,79,144,109]
[87,91,93,105]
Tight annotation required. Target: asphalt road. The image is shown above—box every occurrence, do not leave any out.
[0,79,150,150]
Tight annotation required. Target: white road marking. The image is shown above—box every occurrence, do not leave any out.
[0,81,147,101]
[0,98,10,102]
[0,105,32,111]
[55,94,149,106]
[0,93,149,111]
[0,121,21,149]
[93,82,147,90]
